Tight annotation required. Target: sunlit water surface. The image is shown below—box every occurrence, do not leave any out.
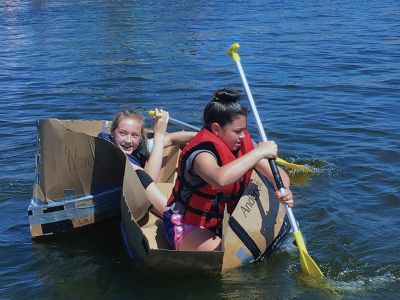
[1,1,399,299]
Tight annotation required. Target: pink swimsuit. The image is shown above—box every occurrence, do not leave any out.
[169,212,197,249]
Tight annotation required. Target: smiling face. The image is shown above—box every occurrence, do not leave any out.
[111,117,143,155]
[212,115,247,151]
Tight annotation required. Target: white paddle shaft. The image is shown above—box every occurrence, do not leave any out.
[234,59,300,233]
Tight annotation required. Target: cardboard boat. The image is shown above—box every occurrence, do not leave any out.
[120,144,290,275]
[28,118,127,238]
[28,118,290,274]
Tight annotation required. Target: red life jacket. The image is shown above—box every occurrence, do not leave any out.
[167,128,254,228]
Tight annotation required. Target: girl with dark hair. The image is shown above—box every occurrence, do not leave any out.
[164,89,294,251]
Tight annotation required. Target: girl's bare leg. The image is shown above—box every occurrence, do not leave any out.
[178,227,222,251]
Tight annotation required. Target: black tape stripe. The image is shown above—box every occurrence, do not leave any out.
[228,216,261,260]
[43,205,65,213]
[41,219,74,234]
[261,216,291,259]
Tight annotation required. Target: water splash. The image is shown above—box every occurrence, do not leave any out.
[278,154,339,185]
[319,271,399,298]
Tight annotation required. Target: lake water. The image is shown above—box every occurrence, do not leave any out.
[1,0,399,299]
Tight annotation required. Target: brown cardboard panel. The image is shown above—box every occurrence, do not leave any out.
[154,145,180,199]
[34,118,174,203]
[29,118,175,238]
[139,212,169,250]
[39,119,95,199]
[36,119,125,202]
[61,119,106,137]
[144,249,223,276]
[120,144,179,227]
[29,118,126,238]
[121,170,285,275]
[122,162,151,222]
[30,224,44,238]
[71,213,95,228]
[143,213,223,275]
[222,172,286,272]
[121,199,224,275]
[157,145,180,183]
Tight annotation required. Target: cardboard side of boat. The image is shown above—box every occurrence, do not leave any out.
[120,145,289,275]
[28,118,127,238]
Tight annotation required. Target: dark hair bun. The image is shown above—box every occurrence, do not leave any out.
[212,89,241,103]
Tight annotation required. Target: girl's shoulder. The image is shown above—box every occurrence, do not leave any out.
[98,132,111,142]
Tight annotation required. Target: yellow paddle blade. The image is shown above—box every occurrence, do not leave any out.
[276,157,315,174]
[293,231,324,278]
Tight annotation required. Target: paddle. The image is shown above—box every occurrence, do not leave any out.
[227,43,324,278]
[148,111,313,173]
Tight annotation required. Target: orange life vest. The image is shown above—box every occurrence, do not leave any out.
[167,128,254,228]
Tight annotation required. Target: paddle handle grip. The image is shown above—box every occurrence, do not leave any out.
[148,110,199,131]
[268,158,285,192]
